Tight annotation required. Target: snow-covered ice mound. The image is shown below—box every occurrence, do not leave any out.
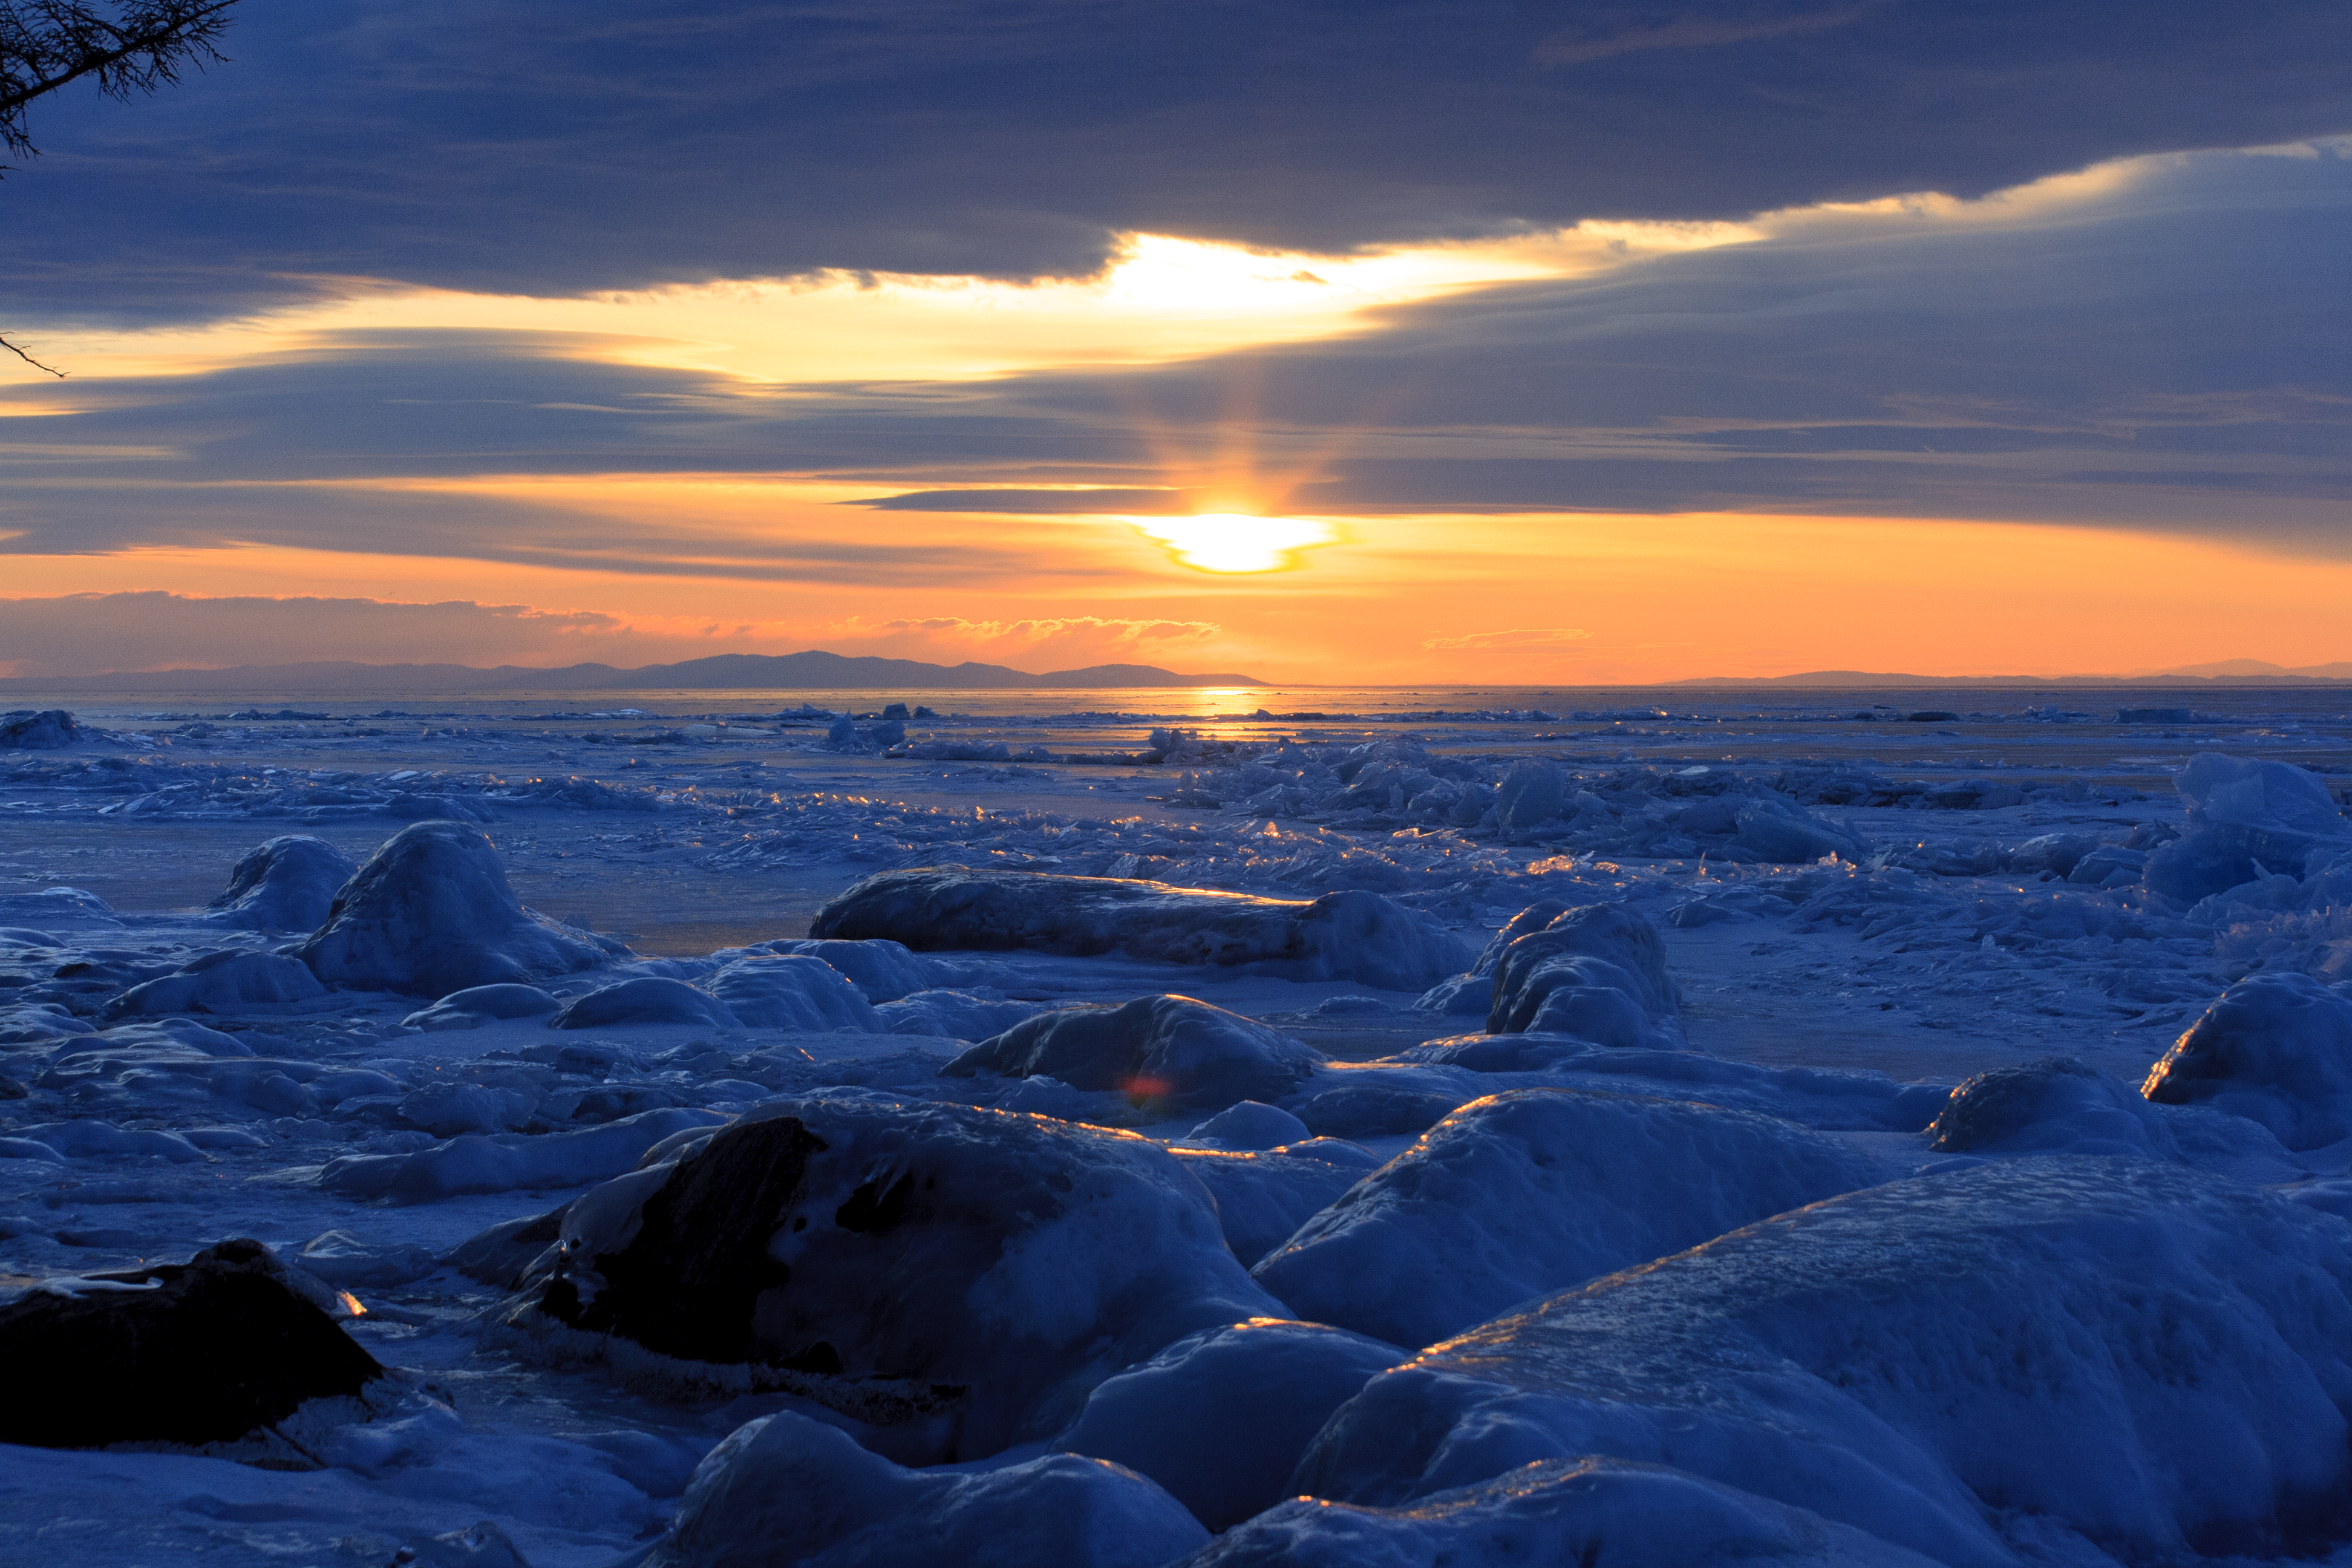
[1486,903,1681,1044]
[2148,753,2352,906]
[1183,1455,1942,1568]
[105,947,328,1015]
[1299,1158,2352,1566]
[943,995,1324,1118]
[498,1096,1283,1457]
[1054,1319,1406,1530]
[707,954,880,1031]
[305,1106,728,1202]
[1171,1142,1373,1266]
[1253,1088,1880,1347]
[294,820,616,996]
[204,834,358,930]
[810,867,1467,988]
[0,1237,386,1461]
[2143,971,2352,1151]
[647,1409,1206,1568]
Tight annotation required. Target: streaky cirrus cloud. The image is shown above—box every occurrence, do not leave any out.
[4,1,2349,326]
[1422,628,1593,651]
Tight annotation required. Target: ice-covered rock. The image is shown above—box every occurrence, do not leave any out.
[2143,971,2352,1150]
[1298,1159,2352,1567]
[1486,903,1679,1042]
[645,1410,1206,1568]
[2007,831,2099,878]
[205,835,358,931]
[1930,1057,2181,1158]
[549,976,739,1030]
[0,1238,386,1459]
[401,983,561,1031]
[310,1106,728,1203]
[1169,1146,1367,1266]
[399,1081,537,1137]
[811,868,1468,988]
[1287,1077,1469,1138]
[106,948,327,1015]
[1054,1319,1405,1530]
[1178,1100,1312,1151]
[706,955,879,1031]
[295,1229,443,1288]
[1253,1088,1880,1347]
[1182,1456,1944,1567]
[873,988,1052,1039]
[0,708,78,750]
[8,1119,208,1161]
[728,937,935,1001]
[943,996,1324,1119]
[295,820,616,996]
[500,1097,1282,1455]
[1409,972,1490,1014]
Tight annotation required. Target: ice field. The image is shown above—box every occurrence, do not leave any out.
[3,684,2351,1567]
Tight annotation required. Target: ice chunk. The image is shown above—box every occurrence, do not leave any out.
[1729,798,1863,864]
[106,949,327,1015]
[0,1238,385,1459]
[1055,1319,1405,1529]
[1253,1088,1879,1347]
[1494,759,1566,833]
[295,820,616,996]
[646,1410,1206,1568]
[1299,1159,2352,1566]
[2143,972,2352,1151]
[1182,1455,1944,1567]
[811,868,1468,988]
[2148,754,2352,905]
[0,708,78,750]
[944,996,1324,1119]
[205,835,358,931]
[1287,1078,1468,1138]
[707,955,880,1031]
[402,983,561,1030]
[501,1097,1282,1455]
[549,976,739,1030]
[1487,903,1679,1042]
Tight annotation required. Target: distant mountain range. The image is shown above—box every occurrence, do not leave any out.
[0,650,1267,694]
[1664,661,2352,688]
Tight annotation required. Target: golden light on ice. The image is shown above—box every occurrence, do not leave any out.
[1129,514,1336,573]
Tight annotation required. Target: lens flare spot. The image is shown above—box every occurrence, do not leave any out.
[1129,514,1335,573]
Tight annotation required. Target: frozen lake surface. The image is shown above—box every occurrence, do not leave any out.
[2,684,2350,1567]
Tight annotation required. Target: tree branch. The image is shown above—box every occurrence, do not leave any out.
[0,332,68,376]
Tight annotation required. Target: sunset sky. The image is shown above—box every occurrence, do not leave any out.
[3,3,2347,684]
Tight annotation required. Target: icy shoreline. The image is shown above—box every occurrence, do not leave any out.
[4,691,2350,1567]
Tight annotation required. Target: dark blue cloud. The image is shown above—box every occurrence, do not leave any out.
[6,145,2347,568]
[3,0,2348,321]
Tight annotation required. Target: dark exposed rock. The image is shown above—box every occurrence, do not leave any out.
[0,1237,382,1453]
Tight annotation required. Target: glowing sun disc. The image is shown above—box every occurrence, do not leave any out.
[1129,513,1335,573]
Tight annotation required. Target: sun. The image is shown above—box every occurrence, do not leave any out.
[1128,513,1336,573]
